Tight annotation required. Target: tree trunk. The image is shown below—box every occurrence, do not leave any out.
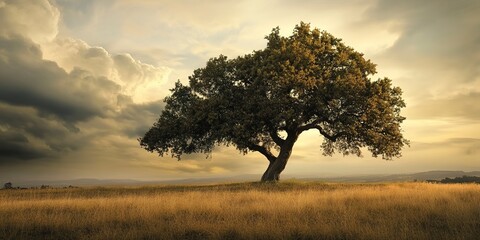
[261,134,297,182]
[261,161,275,181]
[260,155,288,182]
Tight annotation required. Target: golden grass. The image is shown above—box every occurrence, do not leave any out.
[1,182,479,239]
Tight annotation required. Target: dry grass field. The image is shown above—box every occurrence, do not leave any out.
[1,181,479,240]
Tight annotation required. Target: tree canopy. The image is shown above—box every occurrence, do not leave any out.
[140,22,408,181]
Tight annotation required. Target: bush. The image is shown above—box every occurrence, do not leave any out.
[3,182,13,189]
[440,176,480,184]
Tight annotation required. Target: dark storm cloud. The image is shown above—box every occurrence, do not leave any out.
[0,34,121,163]
[116,96,165,138]
[0,130,50,163]
[0,34,166,163]
[0,102,84,164]
[0,0,169,165]
[0,37,121,123]
[0,103,69,141]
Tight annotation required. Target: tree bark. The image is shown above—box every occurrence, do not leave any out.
[261,161,276,182]
[260,133,297,182]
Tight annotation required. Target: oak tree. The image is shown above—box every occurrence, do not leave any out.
[140,22,408,182]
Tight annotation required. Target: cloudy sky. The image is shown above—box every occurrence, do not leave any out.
[1,0,479,182]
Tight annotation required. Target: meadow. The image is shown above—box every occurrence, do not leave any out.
[1,181,479,240]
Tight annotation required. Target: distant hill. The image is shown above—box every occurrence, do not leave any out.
[6,171,480,187]
[311,171,480,183]
[10,178,145,188]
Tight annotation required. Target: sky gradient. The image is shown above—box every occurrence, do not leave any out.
[1,0,479,182]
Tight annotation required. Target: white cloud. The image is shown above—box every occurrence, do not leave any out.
[42,38,171,102]
[112,53,171,102]
[0,0,171,105]
[42,38,114,78]
[0,0,59,43]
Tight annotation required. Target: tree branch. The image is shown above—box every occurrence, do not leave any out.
[297,120,343,142]
[269,130,285,146]
[248,143,277,163]
[297,119,322,133]
[314,126,341,142]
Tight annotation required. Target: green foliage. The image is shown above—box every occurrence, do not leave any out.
[140,22,408,164]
